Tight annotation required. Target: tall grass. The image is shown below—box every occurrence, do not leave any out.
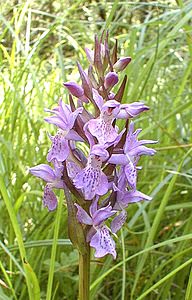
[0,0,192,299]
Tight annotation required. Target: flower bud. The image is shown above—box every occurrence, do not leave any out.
[63,82,84,98]
[104,72,118,90]
[113,57,131,72]
[85,47,94,64]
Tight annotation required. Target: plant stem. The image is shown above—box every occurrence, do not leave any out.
[79,244,90,300]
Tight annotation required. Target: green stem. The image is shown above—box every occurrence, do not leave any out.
[79,245,90,300]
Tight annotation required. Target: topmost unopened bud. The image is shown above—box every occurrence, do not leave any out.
[113,57,131,72]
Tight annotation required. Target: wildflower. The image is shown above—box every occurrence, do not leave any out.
[75,199,117,258]
[73,145,109,200]
[29,163,64,210]
[113,182,152,210]
[30,33,157,260]
[87,100,120,145]
[44,99,83,132]
[44,99,83,162]
[109,122,157,190]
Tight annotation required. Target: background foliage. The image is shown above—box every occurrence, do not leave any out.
[0,0,192,299]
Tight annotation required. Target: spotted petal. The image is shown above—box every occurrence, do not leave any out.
[124,162,137,190]
[73,167,108,200]
[90,226,116,259]
[88,118,118,145]
[47,132,69,162]
[43,184,58,211]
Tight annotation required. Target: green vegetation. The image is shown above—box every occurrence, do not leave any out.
[0,0,192,299]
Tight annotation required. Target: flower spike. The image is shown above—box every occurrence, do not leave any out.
[30,32,157,260]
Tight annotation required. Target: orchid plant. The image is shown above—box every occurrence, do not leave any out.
[30,33,157,300]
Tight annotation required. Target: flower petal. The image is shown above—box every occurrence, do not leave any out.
[65,129,84,142]
[74,204,93,225]
[115,189,152,209]
[91,145,109,161]
[63,82,84,98]
[111,210,127,233]
[90,226,116,259]
[124,162,137,190]
[92,88,104,111]
[45,100,83,131]
[129,146,156,157]
[104,72,118,90]
[117,102,149,119]
[73,166,108,200]
[88,118,118,145]
[113,57,131,72]
[29,164,55,182]
[96,172,109,196]
[47,132,69,162]
[108,154,128,165]
[66,161,81,179]
[43,184,58,211]
[93,203,116,226]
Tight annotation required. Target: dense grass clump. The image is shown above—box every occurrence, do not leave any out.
[0,1,192,299]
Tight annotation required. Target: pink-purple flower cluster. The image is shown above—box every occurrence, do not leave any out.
[30,34,157,259]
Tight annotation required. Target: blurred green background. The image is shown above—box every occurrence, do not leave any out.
[0,0,192,299]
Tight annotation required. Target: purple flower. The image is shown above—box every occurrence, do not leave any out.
[47,131,69,162]
[117,102,149,119]
[113,183,152,210]
[124,162,137,190]
[75,199,117,259]
[44,99,83,162]
[92,88,104,111]
[29,33,157,260]
[73,145,109,200]
[124,122,157,157]
[113,57,131,72]
[29,163,64,211]
[87,100,121,145]
[44,99,83,131]
[66,160,81,180]
[109,122,156,189]
[111,210,127,233]
[109,122,156,164]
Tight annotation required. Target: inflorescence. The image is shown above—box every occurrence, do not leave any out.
[30,33,157,259]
